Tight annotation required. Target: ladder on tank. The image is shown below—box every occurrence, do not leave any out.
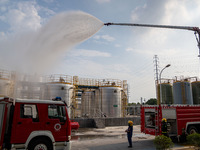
[155,105,162,136]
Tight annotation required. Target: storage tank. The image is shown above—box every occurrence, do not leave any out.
[81,91,95,117]
[173,81,193,104]
[0,70,12,97]
[0,79,11,97]
[191,81,200,104]
[15,75,45,100]
[16,82,45,99]
[44,83,74,117]
[99,87,122,117]
[158,83,173,104]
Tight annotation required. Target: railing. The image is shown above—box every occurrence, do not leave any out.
[44,74,73,84]
[0,69,12,80]
[0,70,124,88]
[73,77,122,87]
[99,79,122,87]
[75,78,100,86]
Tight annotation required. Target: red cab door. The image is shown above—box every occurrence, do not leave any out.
[11,103,41,143]
[45,104,68,141]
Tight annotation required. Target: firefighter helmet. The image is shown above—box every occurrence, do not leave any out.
[128,120,133,126]
[162,118,167,122]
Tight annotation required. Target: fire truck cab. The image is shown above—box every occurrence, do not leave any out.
[0,97,79,150]
[141,105,200,139]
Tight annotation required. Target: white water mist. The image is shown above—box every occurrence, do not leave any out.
[0,11,104,99]
[0,11,104,73]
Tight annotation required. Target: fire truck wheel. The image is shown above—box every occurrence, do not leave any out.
[28,138,53,150]
[188,126,198,135]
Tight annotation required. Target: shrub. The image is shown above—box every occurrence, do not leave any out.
[154,135,174,150]
[187,133,200,148]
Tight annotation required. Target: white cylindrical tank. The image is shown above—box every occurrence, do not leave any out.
[0,79,11,97]
[14,74,45,100]
[81,91,95,117]
[99,87,122,117]
[173,81,193,104]
[44,83,74,118]
[15,81,45,100]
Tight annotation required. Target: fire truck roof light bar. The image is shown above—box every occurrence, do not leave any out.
[104,22,200,57]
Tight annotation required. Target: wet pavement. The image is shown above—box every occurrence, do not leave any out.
[71,125,193,150]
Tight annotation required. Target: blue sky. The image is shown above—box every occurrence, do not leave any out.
[0,0,200,103]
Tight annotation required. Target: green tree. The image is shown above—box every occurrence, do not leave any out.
[145,98,157,105]
[128,102,137,106]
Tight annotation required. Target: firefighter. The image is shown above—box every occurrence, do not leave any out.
[161,118,168,136]
[125,120,133,148]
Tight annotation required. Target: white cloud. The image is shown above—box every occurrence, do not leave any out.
[70,49,111,57]
[37,6,55,16]
[96,0,111,4]
[129,0,200,57]
[126,47,134,52]
[0,1,42,32]
[93,34,115,42]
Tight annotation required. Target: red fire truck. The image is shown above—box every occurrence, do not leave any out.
[141,105,200,139]
[0,97,79,150]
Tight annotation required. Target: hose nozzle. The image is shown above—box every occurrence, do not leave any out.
[104,22,113,26]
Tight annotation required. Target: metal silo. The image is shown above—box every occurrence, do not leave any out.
[173,81,193,104]
[44,83,74,117]
[81,91,95,117]
[0,70,12,97]
[158,83,173,104]
[99,87,122,117]
[15,74,44,100]
[45,83,73,103]
[44,75,74,118]
[191,81,200,104]
[0,79,11,97]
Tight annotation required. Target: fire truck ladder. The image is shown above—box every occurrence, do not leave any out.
[155,105,162,136]
[104,23,200,58]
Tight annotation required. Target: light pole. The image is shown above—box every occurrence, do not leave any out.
[159,64,171,105]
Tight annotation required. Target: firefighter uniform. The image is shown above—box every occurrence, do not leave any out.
[126,120,133,148]
[161,118,168,136]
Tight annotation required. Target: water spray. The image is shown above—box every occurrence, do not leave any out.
[104,22,200,57]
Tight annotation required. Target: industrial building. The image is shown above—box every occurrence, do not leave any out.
[0,69,128,118]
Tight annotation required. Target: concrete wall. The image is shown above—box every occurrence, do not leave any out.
[73,116,140,128]
[105,117,140,127]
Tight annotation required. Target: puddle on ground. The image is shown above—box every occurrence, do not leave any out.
[71,134,126,141]
[71,133,150,141]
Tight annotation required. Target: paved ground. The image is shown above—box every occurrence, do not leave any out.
[71,125,193,150]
